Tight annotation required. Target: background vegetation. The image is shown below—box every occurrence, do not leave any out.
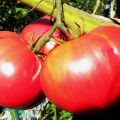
[0,0,115,33]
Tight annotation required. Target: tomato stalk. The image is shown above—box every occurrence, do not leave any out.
[35,22,57,53]
[35,0,68,53]
[56,0,67,34]
[56,0,73,40]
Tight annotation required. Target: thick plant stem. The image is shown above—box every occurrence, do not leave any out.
[19,0,118,37]
[56,0,62,23]
[35,0,68,52]
[56,0,67,33]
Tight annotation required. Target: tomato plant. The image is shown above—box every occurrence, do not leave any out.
[40,26,120,114]
[20,16,65,55]
[0,31,44,109]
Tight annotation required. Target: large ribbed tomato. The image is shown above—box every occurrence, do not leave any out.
[0,31,44,109]
[40,26,120,114]
[20,16,64,55]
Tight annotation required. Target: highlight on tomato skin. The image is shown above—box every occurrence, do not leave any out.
[20,16,65,55]
[40,26,120,114]
[0,31,45,109]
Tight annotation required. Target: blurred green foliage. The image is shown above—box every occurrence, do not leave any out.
[0,0,107,33]
[0,0,42,33]
[63,0,106,14]
[39,102,73,120]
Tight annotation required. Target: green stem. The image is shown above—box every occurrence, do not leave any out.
[93,0,100,14]
[56,0,67,33]
[56,0,62,23]
[35,22,57,52]
[35,0,67,52]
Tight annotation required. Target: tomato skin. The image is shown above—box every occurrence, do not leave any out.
[0,31,28,45]
[40,26,120,114]
[0,31,44,109]
[0,31,18,38]
[20,16,64,55]
[88,26,120,59]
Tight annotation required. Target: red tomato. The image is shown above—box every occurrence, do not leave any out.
[0,31,44,109]
[40,26,120,114]
[20,16,65,55]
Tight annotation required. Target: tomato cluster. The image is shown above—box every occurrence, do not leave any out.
[1,15,120,115]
